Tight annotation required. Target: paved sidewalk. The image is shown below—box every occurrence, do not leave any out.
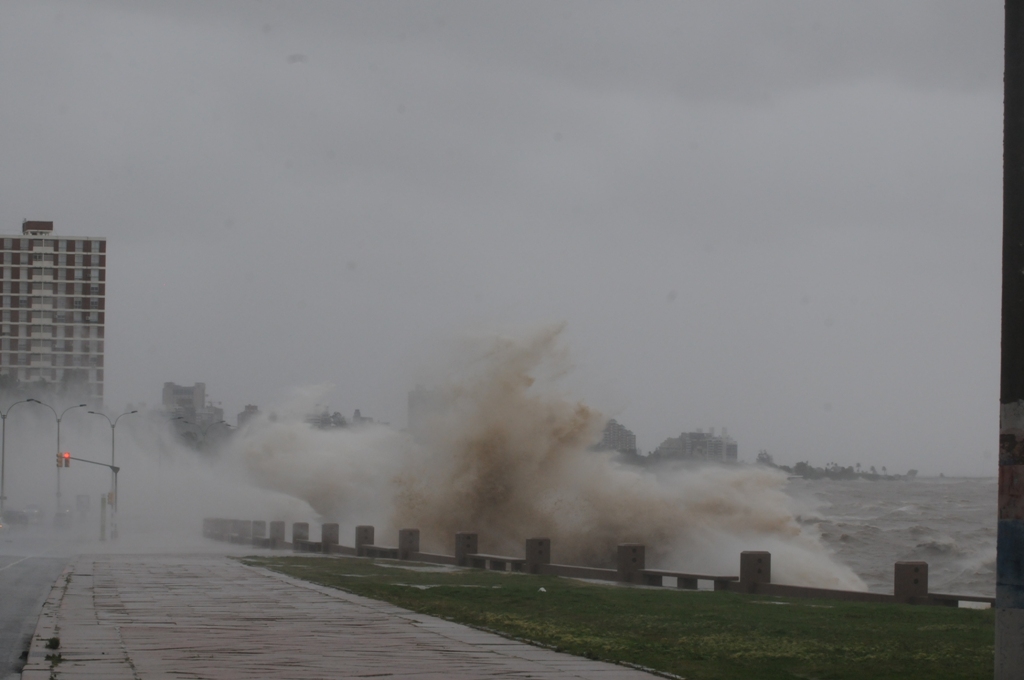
[22,554,661,679]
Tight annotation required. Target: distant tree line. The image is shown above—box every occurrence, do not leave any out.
[755,450,917,480]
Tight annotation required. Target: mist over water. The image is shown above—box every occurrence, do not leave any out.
[1,326,995,597]
[232,326,865,589]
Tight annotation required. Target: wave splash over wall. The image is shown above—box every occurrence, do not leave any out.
[234,325,864,590]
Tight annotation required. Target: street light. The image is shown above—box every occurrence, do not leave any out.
[28,400,87,511]
[88,409,137,539]
[0,399,32,520]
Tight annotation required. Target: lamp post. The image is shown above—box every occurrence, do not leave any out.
[29,400,87,511]
[88,409,136,539]
[0,399,32,520]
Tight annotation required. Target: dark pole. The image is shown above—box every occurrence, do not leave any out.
[999,2,1024,675]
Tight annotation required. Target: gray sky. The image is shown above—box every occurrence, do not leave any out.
[0,1,1004,474]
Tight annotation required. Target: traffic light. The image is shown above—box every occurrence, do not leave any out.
[62,452,70,468]
[56,452,62,468]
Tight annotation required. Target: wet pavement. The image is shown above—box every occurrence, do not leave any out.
[21,554,659,679]
[0,554,68,680]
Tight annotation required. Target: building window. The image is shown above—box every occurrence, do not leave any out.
[90,299,99,309]
[74,270,82,280]
[73,299,82,309]
[90,284,99,294]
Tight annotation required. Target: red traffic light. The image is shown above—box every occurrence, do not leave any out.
[62,452,70,468]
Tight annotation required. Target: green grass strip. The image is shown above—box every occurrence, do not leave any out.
[242,555,994,680]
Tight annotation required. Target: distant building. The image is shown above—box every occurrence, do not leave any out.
[162,381,224,427]
[0,221,107,406]
[163,382,205,412]
[650,427,737,464]
[306,410,346,429]
[237,404,259,427]
[597,419,638,457]
[352,409,374,426]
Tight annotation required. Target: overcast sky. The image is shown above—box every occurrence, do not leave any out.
[0,1,1004,475]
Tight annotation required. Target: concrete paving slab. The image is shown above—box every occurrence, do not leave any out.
[22,554,661,679]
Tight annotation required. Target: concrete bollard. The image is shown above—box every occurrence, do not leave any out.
[455,532,478,566]
[292,522,309,551]
[355,525,375,556]
[525,538,551,574]
[894,561,928,603]
[617,544,646,583]
[398,529,420,560]
[269,521,285,548]
[740,551,771,593]
[252,521,267,539]
[321,523,339,553]
[235,520,253,543]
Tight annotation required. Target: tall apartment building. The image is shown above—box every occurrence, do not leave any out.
[650,427,738,464]
[0,221,106,404]
[597,419,638,456]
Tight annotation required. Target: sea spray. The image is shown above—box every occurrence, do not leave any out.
[232,325,864,589]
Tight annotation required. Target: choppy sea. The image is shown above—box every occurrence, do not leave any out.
[786,477,996,597]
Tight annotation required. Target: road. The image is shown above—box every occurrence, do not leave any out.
[0,531,70,680]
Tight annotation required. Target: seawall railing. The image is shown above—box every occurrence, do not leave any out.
[201,518,994,608]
